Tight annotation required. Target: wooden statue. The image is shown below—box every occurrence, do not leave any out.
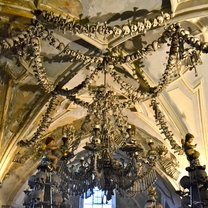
[44,137,59,170]
[181,133,200,162]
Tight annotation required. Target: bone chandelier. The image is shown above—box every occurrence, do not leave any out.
[2,7,207,207]
[12,9,206,154]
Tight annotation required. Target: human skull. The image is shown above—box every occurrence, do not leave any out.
[30,190,44,204]
[144,19,152,30]
[137,22,145,32]
[122,25,131,36]
[51,174,61,187]
[131,24,138,33]
[163,13,171,21]
[1,40,10,49]
[196,168,208,183]
[28,175,37,189]
[157,15,164,26]
[35,171,47,184]
[113,26,122,36]
[30,37,39,46]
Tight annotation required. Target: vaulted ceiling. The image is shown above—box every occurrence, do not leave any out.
[0,0,208,206]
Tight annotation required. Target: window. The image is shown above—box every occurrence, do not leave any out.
[82,187,115,208]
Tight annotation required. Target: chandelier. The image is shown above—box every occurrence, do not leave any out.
[22,84,168,207]
[63,84,167,200]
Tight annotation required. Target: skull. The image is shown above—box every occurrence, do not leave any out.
[196,168,208,183]
[113,26,122,36]
[156,15,164,26]
[35,171,47,184]
[28,175,37,189]
[30,37,39,46]
[151,18,159,27]
[1,40,10,49]
[137,22,145,32]
[51,174,61,187]
[89,25,96,34]
[163,13,171,21]
[106,27,113,35]
[30,190,44,204]
[144,19,152,30]
[122,25,131,36]
[97,24,106,35]
[180,176,190,189]
[131,24,138,33]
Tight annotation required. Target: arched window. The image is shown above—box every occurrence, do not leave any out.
[81,187,116,208]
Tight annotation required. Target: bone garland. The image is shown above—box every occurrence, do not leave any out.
[150,98,183,155]
[58,92,89,108]
[152,27,181,96]
[38,26,173,66]
[56,66,100,96]
[17,92,59,147]
[31,93,59,145]
[0,25,41,51]
[178,27,208,53]
[34,10,171,38]
[109,68,152,105]
[30,36,54,92]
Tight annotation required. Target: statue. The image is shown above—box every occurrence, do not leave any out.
[177,133,208,207]
[44,136,59,170]
[181,133,200,162]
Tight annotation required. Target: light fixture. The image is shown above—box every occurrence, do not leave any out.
[63,84,166,200]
